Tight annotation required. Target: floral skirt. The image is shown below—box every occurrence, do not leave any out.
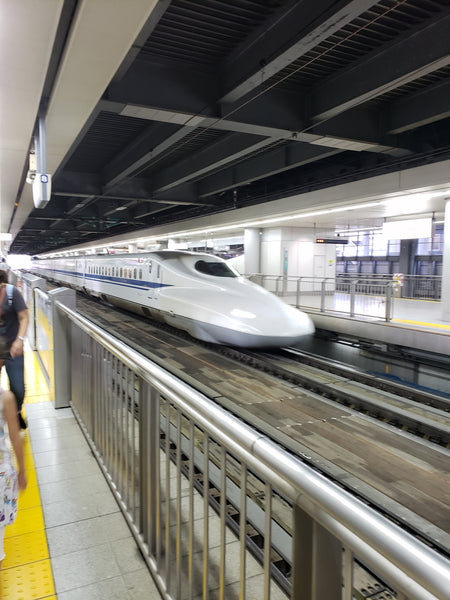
[0,465,19,525]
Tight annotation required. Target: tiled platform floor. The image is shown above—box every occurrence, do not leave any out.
[1,351,162,599]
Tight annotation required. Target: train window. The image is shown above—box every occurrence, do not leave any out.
[157,265,160,278]
[108,268,111,276]
[139,269,142,279]
[120,268,123,277]
[195,260,237,277]
[133,269,137,279]
[148,261,152,273]
[129,269,132,278]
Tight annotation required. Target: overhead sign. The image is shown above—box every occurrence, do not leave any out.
[316,238,348,244]
[32,173,52,208]
[382,218,432,240]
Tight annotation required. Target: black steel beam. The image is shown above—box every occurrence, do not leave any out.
[220,0,380,103]
[52,172,210,205]
[198,143,342,197]
[386,79,450,134]
[311,16,450,123]
[152,133,279,193]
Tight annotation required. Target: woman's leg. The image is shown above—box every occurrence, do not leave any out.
[4,355,26,428]
[5,355,25,411]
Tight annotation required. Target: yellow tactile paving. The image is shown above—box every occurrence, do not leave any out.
[4,506,45,539]
[392,318,450,330]
[0,559,55,599]
[0,350,57,600]
[16,482,41,511]
[2,531,49,569]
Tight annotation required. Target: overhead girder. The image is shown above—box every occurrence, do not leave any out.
[198,143,342,198]
[310,15,450,123]
[105,68,409,153]
[150,133,281,193]
[52,172,210,206]
[386,79,450,135]
[107,57,220,117]
[99,96,408,201]
[219,0,381,104]
[308,108,411,157]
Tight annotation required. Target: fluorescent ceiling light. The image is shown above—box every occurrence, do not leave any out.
[382,218,432,240]
[335,226,383,236]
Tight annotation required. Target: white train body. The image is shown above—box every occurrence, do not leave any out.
[31,250,314,348]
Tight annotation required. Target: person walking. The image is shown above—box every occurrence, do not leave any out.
[0,270,29,429]
[0,388,27,569]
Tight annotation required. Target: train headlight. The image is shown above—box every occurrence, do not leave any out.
[230,309,256,319]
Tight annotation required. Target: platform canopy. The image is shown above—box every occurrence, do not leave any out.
[1,0,449,255]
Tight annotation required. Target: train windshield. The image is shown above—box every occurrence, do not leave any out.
[195,260,237,277]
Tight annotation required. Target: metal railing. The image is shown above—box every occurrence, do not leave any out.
[247,274,395,321]
[51,299,449,600]
[336,274,442,301]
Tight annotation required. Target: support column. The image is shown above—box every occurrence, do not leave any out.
[244,228,261,274]
[441,198,450,321]
[398,239,414,298]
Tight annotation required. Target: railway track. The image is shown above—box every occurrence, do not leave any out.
[74,294,450,558]
[222,346,450,446]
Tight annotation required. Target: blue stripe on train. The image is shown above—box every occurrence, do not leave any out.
[40,268,172,290]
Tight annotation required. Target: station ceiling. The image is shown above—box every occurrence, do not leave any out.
[1,0,450,255]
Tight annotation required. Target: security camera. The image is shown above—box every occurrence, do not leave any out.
[26,170,36,184]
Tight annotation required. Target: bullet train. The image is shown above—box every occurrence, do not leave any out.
[30,250,314,348]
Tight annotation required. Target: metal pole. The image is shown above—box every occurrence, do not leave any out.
[321,280,326,312]
[350,280,356,317]
[38,115,47,174]
[385,283,393,322]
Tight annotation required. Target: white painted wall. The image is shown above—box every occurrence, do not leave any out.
[259,227,336,278]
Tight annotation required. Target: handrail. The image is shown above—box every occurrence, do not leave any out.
[57,300,450,599]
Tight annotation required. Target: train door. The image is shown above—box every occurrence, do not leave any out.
[147,258,162,300]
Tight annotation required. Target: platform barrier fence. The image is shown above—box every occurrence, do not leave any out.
[247,274,442,322]
[45,298,449,600]
[248,274,394,321]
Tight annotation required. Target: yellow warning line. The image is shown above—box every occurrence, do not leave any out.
[1,352,56,600]
[392,319,450,331]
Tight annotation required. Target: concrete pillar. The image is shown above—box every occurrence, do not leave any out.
[398,239,415,298]
[441,198,450,321]
[244,228,261,274]
[260,227,335,278]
